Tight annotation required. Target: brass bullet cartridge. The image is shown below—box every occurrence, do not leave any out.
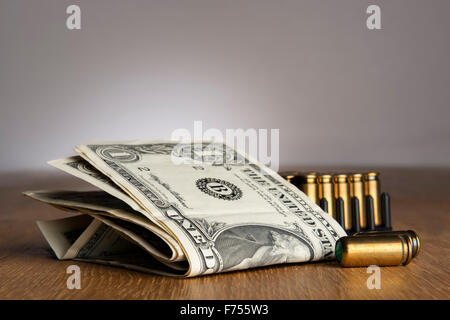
[297,172,318,204]
[349,173,366,230]
[353,230,420,258]
[364,172,382,227]
[318,174,335,219]
[333,174,352,231]
[336,235,414,267]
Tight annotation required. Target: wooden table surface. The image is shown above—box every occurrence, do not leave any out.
[0,168,449,300]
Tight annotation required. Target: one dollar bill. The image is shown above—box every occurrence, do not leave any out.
[26,141,346,277]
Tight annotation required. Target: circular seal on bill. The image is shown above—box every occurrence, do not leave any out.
[97,146,140,163]
[196,178,242,201]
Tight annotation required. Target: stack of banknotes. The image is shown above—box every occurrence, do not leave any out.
[25,141,346,277]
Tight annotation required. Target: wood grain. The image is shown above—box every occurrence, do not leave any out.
[0,168,449,299]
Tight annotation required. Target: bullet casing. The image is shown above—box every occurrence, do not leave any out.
[278,171,319,204]
[336,235,413,267]
[333,174,352,231]
[297,172,318,204]
[318,174,335,219]
[364,172,382,227]
[354,230,420,258]
[349,173,367,230]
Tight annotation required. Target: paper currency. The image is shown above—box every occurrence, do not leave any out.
[25,141,346,277]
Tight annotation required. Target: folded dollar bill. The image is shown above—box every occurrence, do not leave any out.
[25,141,346,277]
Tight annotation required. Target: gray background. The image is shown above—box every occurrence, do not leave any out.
[1,0,449,172]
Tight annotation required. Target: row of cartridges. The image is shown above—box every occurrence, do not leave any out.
[280,171,392,234]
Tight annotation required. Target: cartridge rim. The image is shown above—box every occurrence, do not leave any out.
[279,171,300,183]
[363,172,380,181]
[348,173,363,182]
[305,172,318,183]
[296,172,318,184]
[279,171,299,180]
[318,174,333,183]
[332,174,348,183]
[399,234,414,265]
[406,230,421,258]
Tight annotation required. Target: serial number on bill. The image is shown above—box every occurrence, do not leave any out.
[179,304,269,317]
